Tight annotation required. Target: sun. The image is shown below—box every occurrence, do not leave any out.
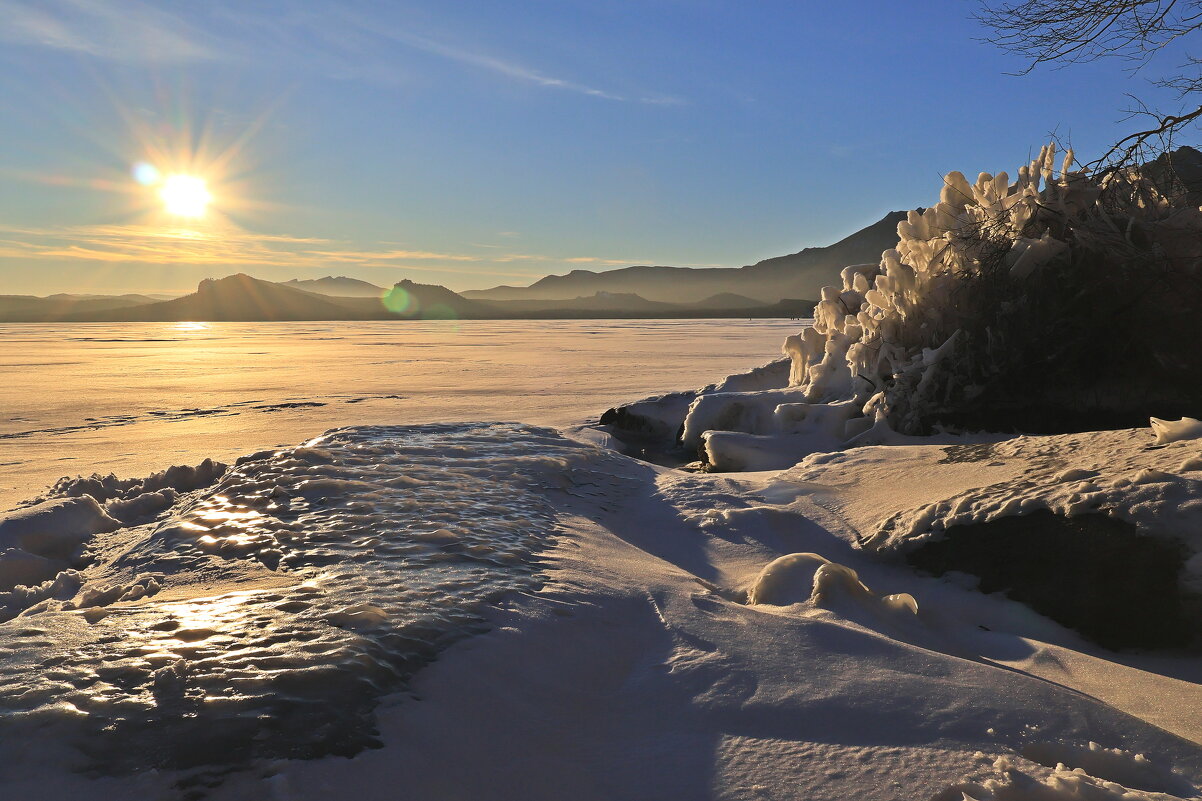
[159,174,212,218]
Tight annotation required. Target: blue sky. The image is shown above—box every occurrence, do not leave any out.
[0,0,1195,294]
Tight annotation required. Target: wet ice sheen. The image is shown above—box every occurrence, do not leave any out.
[0,423,588,777]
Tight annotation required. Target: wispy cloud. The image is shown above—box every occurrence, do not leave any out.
[375,27,627,101]
[0,0,684,104]
[0,223,653,278]
[0,0,219,63]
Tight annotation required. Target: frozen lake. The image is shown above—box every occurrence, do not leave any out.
[0,319,801,509]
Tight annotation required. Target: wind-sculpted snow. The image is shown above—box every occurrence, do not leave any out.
[0,423,586,784]
[865,429,1202,587]
[935,752,1196,801]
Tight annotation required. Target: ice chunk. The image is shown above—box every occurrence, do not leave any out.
[1021,741,1191,796]
[0,497,119,560]
[747,552,831,605]
[747,553,919,620]
[1150,417,1202,444]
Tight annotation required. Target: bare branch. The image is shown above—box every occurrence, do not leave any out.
[978,0,1202,164]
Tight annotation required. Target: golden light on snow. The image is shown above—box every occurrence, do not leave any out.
[158,174,212,218]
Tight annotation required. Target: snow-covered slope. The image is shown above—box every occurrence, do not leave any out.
[2,413,1201,799]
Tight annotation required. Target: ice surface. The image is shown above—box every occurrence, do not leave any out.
[0,423,593,785]
[0,319,800,510]
[6,319,1202,798]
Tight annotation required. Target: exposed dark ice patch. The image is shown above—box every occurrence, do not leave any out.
[938,443,997,464]
[252,401,327,411]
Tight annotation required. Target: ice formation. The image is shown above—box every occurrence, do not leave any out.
[0,424,587,776]
[1151,417,1202,445]
[747,551,919,618]
[936,751,1194,801]
[784,145,1200,431]
[628,145,1202,472]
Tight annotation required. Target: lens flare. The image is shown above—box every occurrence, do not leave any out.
[159,174,211,218]
[132,162,160,186]
[381,286,416,315]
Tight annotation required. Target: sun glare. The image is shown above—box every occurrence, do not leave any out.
[159,174,212,218]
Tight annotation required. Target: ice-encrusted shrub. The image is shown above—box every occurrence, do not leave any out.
[784,144,1202,435]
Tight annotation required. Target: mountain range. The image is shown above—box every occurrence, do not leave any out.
[1,210,907,322]
[462,211,906,304]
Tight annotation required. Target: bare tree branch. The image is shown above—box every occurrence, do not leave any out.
[978,0,1202,164]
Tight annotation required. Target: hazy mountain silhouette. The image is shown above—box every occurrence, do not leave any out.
[462,211,907,303]
[0,211,921,321]
[323,279,493,319]
[0,293,159,322]
[684,293,766,309]
[25,275,817,321]
[283,276,386,297]
[83,274,353,321]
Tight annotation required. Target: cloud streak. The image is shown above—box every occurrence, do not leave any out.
[0,0,683,104]
[0,0,219,63]
[0,223,655,279]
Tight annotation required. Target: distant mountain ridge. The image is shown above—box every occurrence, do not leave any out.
[1,210,914,321]
[283,276,386,297]
[89,274,354,321]
[15,275,817,322]
[0,293,161,322]
[462,211,908,304]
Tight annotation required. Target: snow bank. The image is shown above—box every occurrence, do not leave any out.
[37,457,226,507]
[855,428,1202,649]
[0,459,229,620]
[866,430,1202,574]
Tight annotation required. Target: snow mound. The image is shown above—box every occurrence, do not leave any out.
[0,497,119,562]
[0,460,231,620]
[748,552,919,618]
[747,552,831,605]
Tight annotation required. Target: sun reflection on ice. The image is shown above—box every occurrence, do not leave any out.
[173,321,209,332]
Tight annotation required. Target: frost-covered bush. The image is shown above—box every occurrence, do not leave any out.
[785,144,1202,434]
